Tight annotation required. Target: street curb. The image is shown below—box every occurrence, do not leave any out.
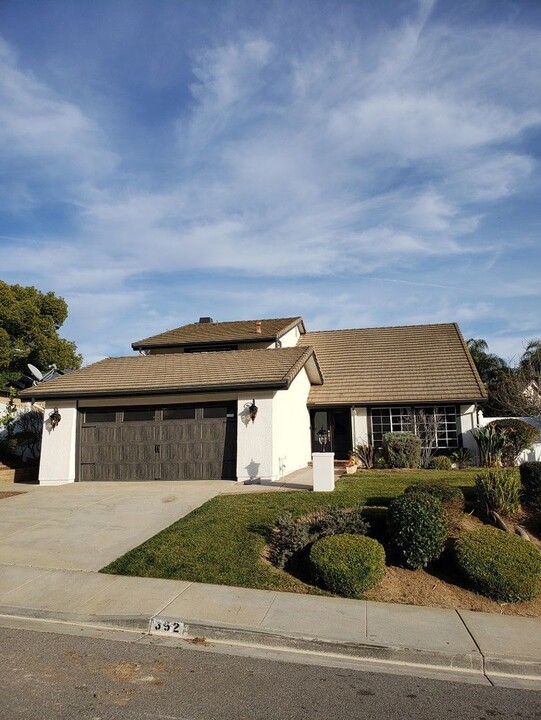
[1,605,540,683]
[161,617,485,674]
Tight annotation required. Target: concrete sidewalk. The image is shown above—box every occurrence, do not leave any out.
[1,563,540,689]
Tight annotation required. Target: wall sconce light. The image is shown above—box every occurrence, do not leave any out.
[248,400,258,423]
[49,407,61,429]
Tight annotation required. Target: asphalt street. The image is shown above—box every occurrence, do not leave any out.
[1,626,540,720]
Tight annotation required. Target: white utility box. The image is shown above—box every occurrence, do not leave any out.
[312,452,335,492]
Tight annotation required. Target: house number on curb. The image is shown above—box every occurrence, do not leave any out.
[151,618,185,634]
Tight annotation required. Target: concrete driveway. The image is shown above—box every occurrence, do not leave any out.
[0,482,226,571]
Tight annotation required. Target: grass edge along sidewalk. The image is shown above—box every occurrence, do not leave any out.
[102,470,478,594]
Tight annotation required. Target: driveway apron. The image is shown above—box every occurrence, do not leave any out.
[0,481,226,571]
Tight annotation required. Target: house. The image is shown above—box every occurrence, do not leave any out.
[20,317,487,485]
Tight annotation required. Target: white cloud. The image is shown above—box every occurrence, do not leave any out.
[1,4,541,361]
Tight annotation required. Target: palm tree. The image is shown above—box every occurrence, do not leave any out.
[520,340,541,378]
[466,338,508,385]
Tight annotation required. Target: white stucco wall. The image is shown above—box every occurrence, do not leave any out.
[38,400,78,485]
[236,393,274,483]
[277,325,301,348]
[272,368,312,480]
[459,404,479,460]
[352,407,369,447]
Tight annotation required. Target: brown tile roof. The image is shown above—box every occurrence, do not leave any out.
[299,323,486,406]
[20,347,320,400]
[132,316,305,349]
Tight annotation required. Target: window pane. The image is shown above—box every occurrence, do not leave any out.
[84,410,116,423]
[163,406,196,421]
[123,408,155,422]
[203,406,228,419]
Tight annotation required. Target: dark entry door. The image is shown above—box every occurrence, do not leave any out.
[311,409,352,460]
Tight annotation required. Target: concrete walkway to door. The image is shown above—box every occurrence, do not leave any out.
[0,481,228,571]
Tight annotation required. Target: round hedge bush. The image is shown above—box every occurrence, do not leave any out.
[455,527,541,602]
[309,534,385,598]
[428,455,453,471]
[404,483,465,530]
[387,491,448,569]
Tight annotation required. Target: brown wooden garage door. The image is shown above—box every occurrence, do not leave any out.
[78,404,237,481]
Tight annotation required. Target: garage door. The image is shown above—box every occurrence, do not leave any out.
[78,404,237,481]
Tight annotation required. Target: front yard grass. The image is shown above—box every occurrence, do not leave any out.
[101,469,478,594]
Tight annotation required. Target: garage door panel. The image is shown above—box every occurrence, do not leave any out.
[118,424,156,443]
[79,404,237,481]
[161,423,199,442]
[120,444,157,463]
[161,442,202,461]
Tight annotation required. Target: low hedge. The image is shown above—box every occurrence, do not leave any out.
[309,534,386,598]
[428,455,453,471]
[455,527,541,602]
[520,461,541,512]
[387,490,447,569]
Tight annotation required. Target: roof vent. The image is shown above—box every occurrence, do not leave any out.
[198,317,213,324]
[255,320,262,334]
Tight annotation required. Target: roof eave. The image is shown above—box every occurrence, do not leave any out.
[131,336,277,351]
[19,380,290,401]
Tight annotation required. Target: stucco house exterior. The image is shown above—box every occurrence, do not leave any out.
[21,316,487,486]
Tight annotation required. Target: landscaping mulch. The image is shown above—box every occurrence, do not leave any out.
[0,491,24,500]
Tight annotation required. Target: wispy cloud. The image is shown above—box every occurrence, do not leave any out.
[1,0,540,360]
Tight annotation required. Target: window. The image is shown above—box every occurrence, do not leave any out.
[84,409,116,423]
[203,406,228,419]
[122,408,156,422]
[163,406,196,421]
[370,406,458,449]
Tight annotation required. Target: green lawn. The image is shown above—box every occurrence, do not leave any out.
[101,469,479,594]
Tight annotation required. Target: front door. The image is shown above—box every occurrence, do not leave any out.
[311,409,352,460]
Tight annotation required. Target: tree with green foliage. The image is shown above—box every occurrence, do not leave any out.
[0,281,82,386]
[466,338,508,386]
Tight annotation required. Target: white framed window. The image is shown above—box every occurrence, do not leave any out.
[369,406,458,449]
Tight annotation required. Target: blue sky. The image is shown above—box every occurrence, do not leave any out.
[1,0,540,366]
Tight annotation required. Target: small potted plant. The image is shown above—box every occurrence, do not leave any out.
[345,451,359,474]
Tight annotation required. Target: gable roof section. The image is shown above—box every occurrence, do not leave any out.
[132,317,305,350]
[299,323,486,406]
[20,347,322,400]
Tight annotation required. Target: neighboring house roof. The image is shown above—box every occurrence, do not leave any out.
[19,347,322,400]
[299,322,487,406]
[132,317,305,350]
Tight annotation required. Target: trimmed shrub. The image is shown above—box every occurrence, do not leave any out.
[374,456,388,469]
[428,455,453,471]
[309,534,386,597]
[455,527,541,602]
[387,491,447,569]
[475,469,521,517]
[383,432,421,469]
[404,484,465,530]
[520,461,541,512]
[311,506,369,538]
[488,419,538,467]
[269,507,370,569]
[269,512,312,568]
